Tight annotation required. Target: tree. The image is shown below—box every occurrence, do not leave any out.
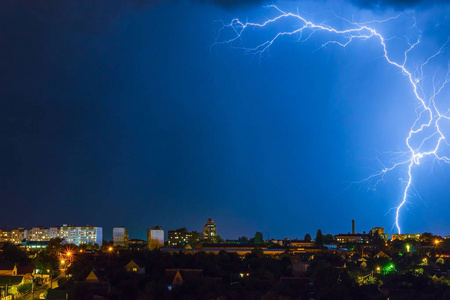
[420,232,433,243]
[323,234,334,244]
[46,238,63,255]
[101,240,113,251]
[216,235,224,243]
[253,232,264,244]
[17,283,32,295]
[391,239,406,250]
[189,232,200,246]
[33,251,59,278]
[1,243,29,263]
[443,238,450,250]
[304,233,312,242]
[78,244,88,252]
[314,229,324,248]
[238,236,249,244]
[251,246,264,256]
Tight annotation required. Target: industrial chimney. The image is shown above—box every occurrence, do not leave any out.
[352,219,355,234]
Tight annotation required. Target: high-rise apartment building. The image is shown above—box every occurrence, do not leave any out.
[0,228,25,244]
[391,233,421,241]
[25,227,50,241]
[1,225,102,246]
[147,226,164,250]
[23,225,102,246]
[370,227,389,241]
[203,218,216,242]
[168,227,190,247]
[56,225,103,245]
[10,229,25,244]
[113,226,129,247]
[168,228,201,247]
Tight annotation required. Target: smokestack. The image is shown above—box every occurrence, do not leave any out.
[352,219,355,234]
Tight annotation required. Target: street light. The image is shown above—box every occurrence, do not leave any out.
[406,244,410,252]
[434,239,441,255]
[46,269,53,290]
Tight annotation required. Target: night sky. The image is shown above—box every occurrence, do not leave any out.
[1,0,450,241]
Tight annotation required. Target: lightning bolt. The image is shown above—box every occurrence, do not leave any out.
[215,5,450,234]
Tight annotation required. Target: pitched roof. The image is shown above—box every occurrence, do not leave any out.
[375,251,390,258]
[0,260,15,271]
[17,265,34,275]
[85,270,99,281]
[124,259,145,269]
[165,269,203,285]
[0,276,24,286]
[172,270,183,286]
[85,269,108,282]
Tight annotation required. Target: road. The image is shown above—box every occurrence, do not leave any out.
[18,275,61,300]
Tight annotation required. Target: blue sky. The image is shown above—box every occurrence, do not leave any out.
[1,0,450,240]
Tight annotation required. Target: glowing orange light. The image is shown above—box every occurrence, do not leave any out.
[435,239,440,245]
[66,251,72,257]
[61,260,65,264]
[108,247,113,252]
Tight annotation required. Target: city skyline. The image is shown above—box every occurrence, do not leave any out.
[2,1,450,240]
[1,219,448,243]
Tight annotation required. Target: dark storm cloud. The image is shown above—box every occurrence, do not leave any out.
[206,0,446,10]
[1,0,139,24]
[352,0,448,9]
[200,0,269,9]
[1,0,444,16]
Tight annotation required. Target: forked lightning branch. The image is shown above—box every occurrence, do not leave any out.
[215,5,450,233]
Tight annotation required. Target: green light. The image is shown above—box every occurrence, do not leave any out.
[381,263,395,274]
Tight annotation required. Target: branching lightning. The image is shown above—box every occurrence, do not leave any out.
[215,5,450,233]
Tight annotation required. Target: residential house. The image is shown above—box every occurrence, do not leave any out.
[81,269,110,297]
[17,265,34,284]
[0,275,24,299]
[374,251,390,259]
[0,261,16,276]
[124,260,145,275]
[165,269,203,288]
